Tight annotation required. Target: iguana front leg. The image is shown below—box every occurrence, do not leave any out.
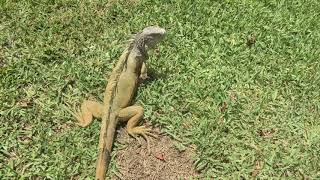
[117,105,156,150]
[70,100,103,127]
[139,62,148,80]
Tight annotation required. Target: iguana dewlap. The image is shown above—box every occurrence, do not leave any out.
[69,26,166,179]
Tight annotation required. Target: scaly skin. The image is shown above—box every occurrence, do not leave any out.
[69,26,166,179]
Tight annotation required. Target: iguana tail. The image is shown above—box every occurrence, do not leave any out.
[95,48,131,180]
[95,113,117,180]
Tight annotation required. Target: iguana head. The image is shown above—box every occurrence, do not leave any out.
[135,26,166,50]
[130,26,166,52]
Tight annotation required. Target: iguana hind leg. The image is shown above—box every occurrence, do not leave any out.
[118,105,156,151]
[71,100,103,127]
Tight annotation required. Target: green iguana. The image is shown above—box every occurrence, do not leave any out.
[69,26,166,179]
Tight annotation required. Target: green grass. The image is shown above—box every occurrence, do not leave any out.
[1,0,320,179]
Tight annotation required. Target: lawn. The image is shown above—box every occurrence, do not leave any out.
[1,0,319,179]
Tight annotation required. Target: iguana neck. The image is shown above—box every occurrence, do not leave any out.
[129,33,148,59]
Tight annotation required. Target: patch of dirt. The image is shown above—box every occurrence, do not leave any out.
[112,126,199,180]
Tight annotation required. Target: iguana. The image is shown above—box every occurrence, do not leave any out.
[69,26,166,179]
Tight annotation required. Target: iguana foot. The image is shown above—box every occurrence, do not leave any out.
[139,74,149,80]
[67,100,103,127]
[127,126,157,153]
[118,106,157,153]
[73,108,91,127]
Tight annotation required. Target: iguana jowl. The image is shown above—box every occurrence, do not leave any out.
[70,26,165,179]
